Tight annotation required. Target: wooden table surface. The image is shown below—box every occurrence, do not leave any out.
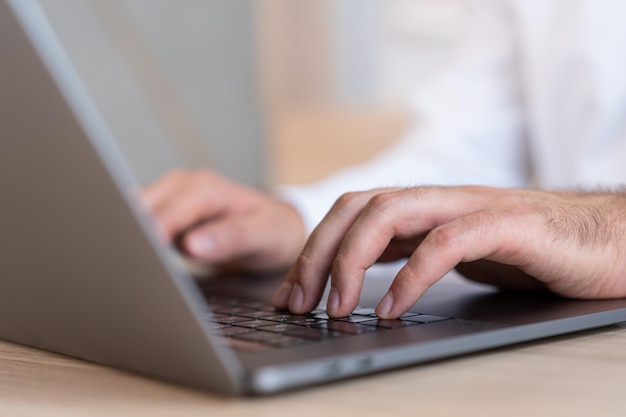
[2,322,626,417]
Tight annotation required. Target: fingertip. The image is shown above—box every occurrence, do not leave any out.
[272,281,293,309]
[375,290,396,319]
[326,287,361,318]
[186,233,218,260]
[288,282,305,313]
[326,286,341,317]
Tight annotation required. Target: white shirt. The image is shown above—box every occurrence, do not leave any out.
[280,0,626,233]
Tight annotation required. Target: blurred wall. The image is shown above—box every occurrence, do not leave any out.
[258,0,465,184]
[37,0,464,188]
[39,0,266,187]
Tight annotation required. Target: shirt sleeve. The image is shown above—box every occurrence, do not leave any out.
[277,0,530,234]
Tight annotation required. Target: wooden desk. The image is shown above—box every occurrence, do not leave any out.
[2,323,626,416]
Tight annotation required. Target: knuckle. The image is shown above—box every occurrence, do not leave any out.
[409,185,443,199]
[294,252,315,272]
[330,251,351,277]
[426,225,461,251]
[366,192,397,213]
[333,191,363,211]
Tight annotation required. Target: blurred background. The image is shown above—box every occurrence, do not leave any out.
[40,0,465,188]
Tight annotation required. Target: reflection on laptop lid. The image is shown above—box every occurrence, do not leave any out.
[2,0,626,396]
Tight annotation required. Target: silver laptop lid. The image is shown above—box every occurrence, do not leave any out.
[0,0,244,394]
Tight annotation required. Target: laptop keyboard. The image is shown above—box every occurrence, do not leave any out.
[205,295,452,352]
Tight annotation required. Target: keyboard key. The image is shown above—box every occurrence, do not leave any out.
[207,322,230,331]
[282,316,328,326]
[359,319,421,329]
[264,313,298,322]
[203,295,455,351]
[351,307,377,316]
[233,319,278,329]
[314,321,381,335]
[310,312,331,320]
[238,310,278,319]
[335,315,379,323]
[403,314,451,323]
[258,323,304,333]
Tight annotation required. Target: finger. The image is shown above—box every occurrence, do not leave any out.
[277,189,398,313]
[376,211,530,318]
[183,205,304,273]
[182,212,268,267]
[153,172,231,239]
[327,187,500,317]
[141,170,188,211]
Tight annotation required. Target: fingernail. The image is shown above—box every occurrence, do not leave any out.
[272,282,293,308]
[289,282,304,312]
[376,291,394,318]
[187,235,217,258]
[327,286,340,316]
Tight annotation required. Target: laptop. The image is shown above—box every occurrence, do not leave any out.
[2,0,626,396]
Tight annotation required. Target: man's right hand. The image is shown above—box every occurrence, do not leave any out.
[140,169,306,272]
